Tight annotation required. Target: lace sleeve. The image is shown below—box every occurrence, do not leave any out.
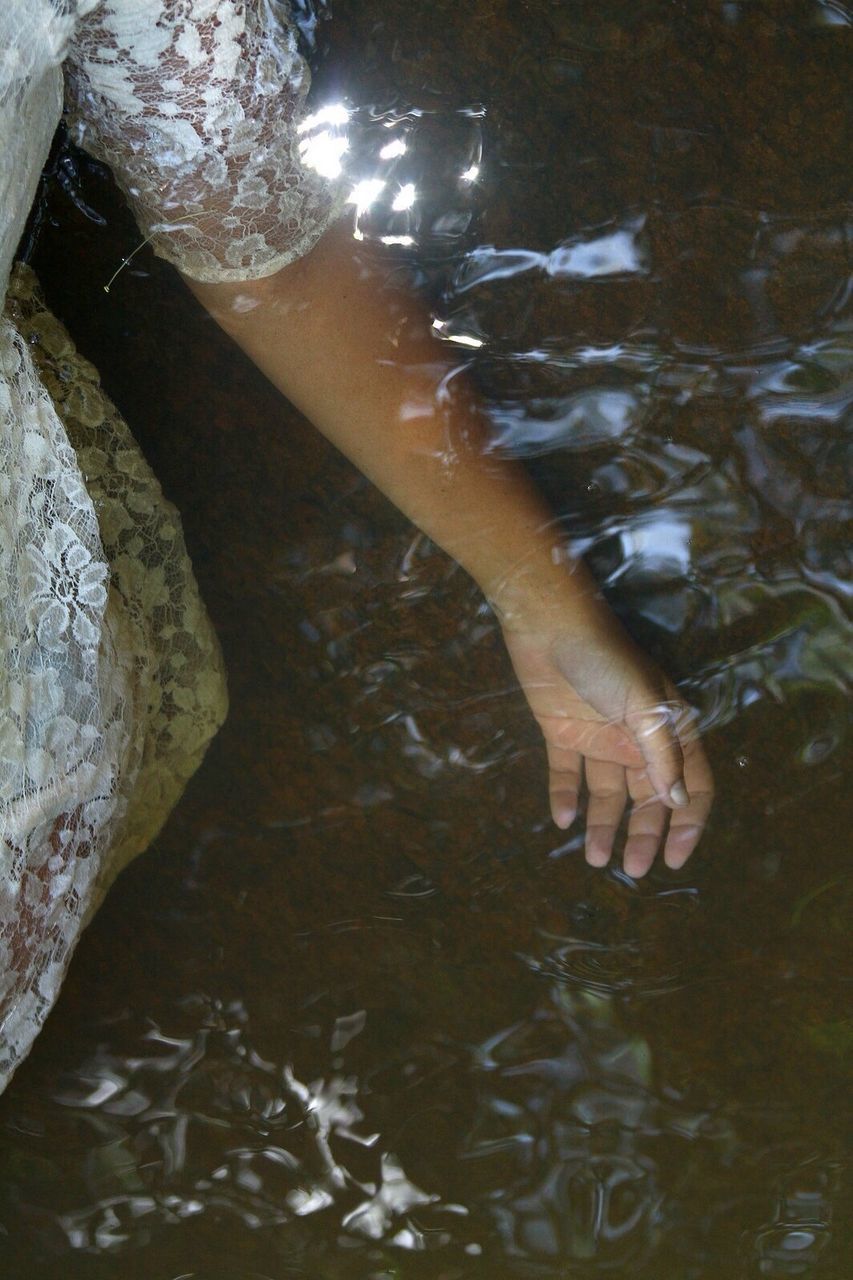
[64,0,345,283]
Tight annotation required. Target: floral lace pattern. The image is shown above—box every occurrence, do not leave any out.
[0,0,340,1094]
[0,283,129,1087]
[65,0,345,282]
[0,265,228,1092]
[0,0,347,1091]
[0,0,70,302]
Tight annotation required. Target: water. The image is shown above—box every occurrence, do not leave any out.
[2,1,851,1276]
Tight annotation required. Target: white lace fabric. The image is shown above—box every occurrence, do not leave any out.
[65,0,344,282]
[0,266,229,1088]
[0,0,334,1093]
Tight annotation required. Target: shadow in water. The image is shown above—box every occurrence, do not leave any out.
[1,0,851,1276]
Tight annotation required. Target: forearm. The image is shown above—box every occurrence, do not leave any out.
[186,222,610,634]
[186,221,710,836]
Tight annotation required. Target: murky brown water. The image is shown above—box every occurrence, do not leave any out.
[2,1,851,1276]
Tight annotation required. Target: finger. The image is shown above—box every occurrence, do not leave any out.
[663,739,714,869]
[623,771,668,879]
[627,699,689,809]
[584,759,628,868]
[545,741,582,830]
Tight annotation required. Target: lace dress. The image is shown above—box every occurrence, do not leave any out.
[0,0,341,1093]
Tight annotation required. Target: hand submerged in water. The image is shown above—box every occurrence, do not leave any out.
[501,615,714,878]
[192,226,712,878]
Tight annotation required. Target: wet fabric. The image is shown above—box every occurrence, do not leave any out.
[0,0,335,1091]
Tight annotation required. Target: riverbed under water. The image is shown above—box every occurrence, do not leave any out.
[1,1,851,1277]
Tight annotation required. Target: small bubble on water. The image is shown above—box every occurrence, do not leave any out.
[801,733,837,765]
[736,755,749,768]
[587,480,601,496]
[754,1223,825,1264]
[782,1231,816,1251]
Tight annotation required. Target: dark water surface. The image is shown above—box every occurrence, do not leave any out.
[2,2,851,1277]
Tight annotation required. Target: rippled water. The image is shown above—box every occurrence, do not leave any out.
[2,1,851,1277]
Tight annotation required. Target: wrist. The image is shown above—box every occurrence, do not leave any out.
[484,544,608,637]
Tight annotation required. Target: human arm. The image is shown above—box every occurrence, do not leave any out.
[185,222,713,876]
[65,0,712,875]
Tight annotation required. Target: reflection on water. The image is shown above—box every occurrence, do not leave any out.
[2,0,851,1276]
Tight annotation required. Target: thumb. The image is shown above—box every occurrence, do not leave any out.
[627,700,689,808]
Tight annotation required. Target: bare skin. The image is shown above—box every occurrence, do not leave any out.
[186,220,713,876]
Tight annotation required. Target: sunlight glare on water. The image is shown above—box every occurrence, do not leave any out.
[0,0,850,1277]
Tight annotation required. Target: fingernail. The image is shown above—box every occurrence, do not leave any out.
[669,781,689,807]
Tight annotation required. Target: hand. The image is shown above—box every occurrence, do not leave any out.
[501,617,714,878]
